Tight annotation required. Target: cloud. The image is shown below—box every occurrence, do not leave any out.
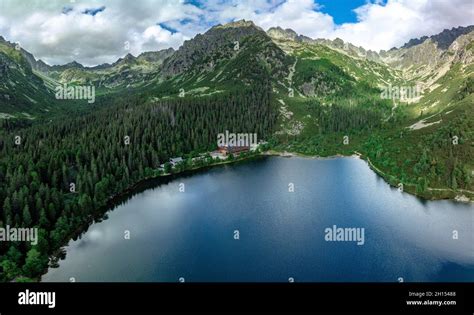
[0,0,202,66]
[330,0,474,51]
[0,0,471,66]
[140,25,187,52]
[214,0,336,39]
[212,0,474,51]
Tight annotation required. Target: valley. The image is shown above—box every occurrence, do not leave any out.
[0,19,473,282]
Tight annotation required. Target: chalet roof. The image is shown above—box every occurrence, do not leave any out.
[170,157,183,163]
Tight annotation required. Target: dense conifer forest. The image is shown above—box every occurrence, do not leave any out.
[0,83,275,281]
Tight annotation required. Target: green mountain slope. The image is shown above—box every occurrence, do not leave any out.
[0,37,56,118]
[0,21,472,199]
[0,20,473,283]
[266,26,474,199]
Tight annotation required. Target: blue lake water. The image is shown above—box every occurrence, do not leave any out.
[42,156,474,282]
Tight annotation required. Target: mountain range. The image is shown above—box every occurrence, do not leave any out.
[0,19,473,282]
[1,21,472,116]
[0,20,473,199]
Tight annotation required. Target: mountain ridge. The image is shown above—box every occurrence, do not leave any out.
[0,19,472,124]
[0,17,472,287]
[2,22,471,74]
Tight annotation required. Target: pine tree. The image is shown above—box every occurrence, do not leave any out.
[22,205,32,226]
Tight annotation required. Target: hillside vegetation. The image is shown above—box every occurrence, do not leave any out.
[0,21,472,282]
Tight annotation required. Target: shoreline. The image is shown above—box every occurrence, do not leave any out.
[39,153,265,282]
[262,150,473,203]
[37,148,471,282]
[143,148,472,203]
[262,150,357,160]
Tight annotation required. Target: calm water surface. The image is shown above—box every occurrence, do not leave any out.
[42,157,474,282]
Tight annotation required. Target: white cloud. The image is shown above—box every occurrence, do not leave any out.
[330,0,474,51]
[0,0,472,65]
[217,0,474,51]
[140,25,187,53]
[214,0,336,39]
[0,0,202,66]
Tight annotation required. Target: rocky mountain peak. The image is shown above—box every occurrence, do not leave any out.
[214,19,258,30]
[69,61,84,67]
[161,19,271,77]
[137,48,175,63]
[267,27,298,41]
[401,25,474,50]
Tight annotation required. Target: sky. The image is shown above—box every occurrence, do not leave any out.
[0,0,472,66]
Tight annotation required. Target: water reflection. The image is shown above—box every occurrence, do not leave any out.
[42,157,474,282]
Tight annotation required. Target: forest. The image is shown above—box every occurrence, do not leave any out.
[0,82,275,281]
[272,98,473,199]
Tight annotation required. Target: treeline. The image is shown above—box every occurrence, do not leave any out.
[362,111,473,193]
[0,83,276,281]
[305,100,384,133]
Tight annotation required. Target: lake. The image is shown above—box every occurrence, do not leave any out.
[42,156,474,282]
